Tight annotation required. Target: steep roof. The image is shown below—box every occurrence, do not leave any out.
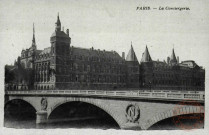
[126,44,138,62]
[35,45,124,61]
[39,47,51,55]
[51,31,69,38]
[141,46,152,62]
[70,47,123,61]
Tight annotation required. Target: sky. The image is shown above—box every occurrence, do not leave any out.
[0,0,209,68]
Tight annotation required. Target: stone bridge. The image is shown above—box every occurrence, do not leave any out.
[5,90,205,130]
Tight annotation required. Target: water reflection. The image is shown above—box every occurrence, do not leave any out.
[4,117,119,129]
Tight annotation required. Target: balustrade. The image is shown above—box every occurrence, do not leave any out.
[5,89,204,101]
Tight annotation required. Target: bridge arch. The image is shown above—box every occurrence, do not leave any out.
[143,106,204,130]
[4,97,40,112]
[4,98,37,126]
[47,98,122,128]
[5,98,39,112]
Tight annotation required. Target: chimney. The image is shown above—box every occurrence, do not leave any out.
[122,52,125,59]
[167,57,170,64]
[66,29,69,36]
[177,56,179,63]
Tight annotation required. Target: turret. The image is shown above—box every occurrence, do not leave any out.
[140,46,153,89]
[125,42,140,88]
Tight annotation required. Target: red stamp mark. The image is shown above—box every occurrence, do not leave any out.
[172,99,204,130]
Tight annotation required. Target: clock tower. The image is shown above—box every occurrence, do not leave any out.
[50,13,71,89]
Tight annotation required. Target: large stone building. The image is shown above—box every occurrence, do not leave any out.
[5,14,205,91]
[140,47,205,90]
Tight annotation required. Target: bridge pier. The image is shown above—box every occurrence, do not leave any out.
[36,111,48,124]
[121,123,141,130]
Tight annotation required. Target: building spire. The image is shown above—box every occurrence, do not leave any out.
[170,48,177,63]
[126,42,138,62]
[55,12,61,31]
[32,23,36,47]
[57,12,60,24]
[141,45,152,62]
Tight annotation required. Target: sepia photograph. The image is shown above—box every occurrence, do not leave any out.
[0,0,209,134]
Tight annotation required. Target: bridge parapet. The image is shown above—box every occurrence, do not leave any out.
[5,90,204,102]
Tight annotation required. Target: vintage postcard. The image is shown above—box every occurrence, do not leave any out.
[0,0,208,135]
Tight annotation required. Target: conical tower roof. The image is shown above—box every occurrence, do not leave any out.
[126,43,138,62]
[141,46,152,62]
[170,48,177,63]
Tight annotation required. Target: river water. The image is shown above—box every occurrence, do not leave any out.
[4,117,120,129]
[4,116,204,130]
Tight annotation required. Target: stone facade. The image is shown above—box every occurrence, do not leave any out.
[140,48,205,90]
[5,14,205,91]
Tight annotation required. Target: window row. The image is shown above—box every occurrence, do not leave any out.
[57,75,126,83]
[56,65,125,74]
